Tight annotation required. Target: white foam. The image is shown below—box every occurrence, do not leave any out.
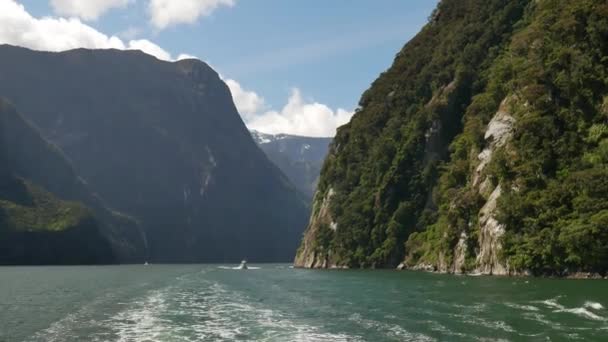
[556,307,606,321]
[538,298,565,310]
[535,297,607,322]
[584,301,604,310]
[217,265,262,270]
[505,303,540,312]
[448,312,515,333]
[522,312,556,328]
[94,277,363,342]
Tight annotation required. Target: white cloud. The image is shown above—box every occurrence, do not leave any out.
[50,0,132,21]
[0,0,351,137]
[148,0,234,29]
[224,79,266,120]
[0,0,172,61]
[128,39,171,60]
[177,53,198,60]
[225,79,352,137]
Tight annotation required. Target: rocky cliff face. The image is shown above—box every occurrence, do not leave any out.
[294,188,338,268]
[296,0,608,276]
[0,45,309,262]
[468,98,516,275]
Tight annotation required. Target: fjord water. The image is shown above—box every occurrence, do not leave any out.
[1,266,606,342]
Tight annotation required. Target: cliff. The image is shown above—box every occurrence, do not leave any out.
[0,46,309,262]
[296,0,608,276]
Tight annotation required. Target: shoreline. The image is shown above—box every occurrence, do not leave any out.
[293,264,608,280]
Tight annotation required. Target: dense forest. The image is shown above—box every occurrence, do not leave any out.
[296,0,608,276]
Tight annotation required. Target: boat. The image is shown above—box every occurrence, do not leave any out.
[237,260,248,270]
[144,261,149,266]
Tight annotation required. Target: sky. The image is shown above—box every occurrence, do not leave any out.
[0,0,438,137]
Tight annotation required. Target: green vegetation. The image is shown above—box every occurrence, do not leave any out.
[0,99,117,264]
[309,0,530,268]
[414,0,608,275]
[0,177,93,233]
[299,0,608,274]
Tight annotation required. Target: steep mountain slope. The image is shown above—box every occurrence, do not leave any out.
[296,0,608,276]
[0,45,309,262]
[251,130,332,198]
[0,99,142,264]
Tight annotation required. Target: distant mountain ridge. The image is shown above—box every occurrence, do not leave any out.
[0,45,309,263]
[251,130,332,198]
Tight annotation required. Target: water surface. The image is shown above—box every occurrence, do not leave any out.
[1,265,607,341]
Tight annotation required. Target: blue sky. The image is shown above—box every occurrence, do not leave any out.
[3,0,438,136]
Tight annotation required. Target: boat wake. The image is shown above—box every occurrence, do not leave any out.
[82,274,358,342]
[216,266,261,270]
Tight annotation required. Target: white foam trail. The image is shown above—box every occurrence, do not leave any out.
[584,301,604,310]
[536,297,606,321]
[348,313,436,341]
[94,277,363,342]
[557,307,605,321]
[522,312,557,328]
[538,298,565,310]
[505,303,540,312]
[216,265,262,270]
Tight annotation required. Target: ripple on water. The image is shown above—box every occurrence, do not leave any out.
[504,303,540,312]
[533,297,607,322]
[348,313,436,341]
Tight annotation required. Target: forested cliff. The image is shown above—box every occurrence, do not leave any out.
[295,0,608,276]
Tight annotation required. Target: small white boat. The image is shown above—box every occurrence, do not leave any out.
[144,261,149,266]
[237,260,248,270]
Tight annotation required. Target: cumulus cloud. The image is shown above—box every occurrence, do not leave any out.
[148,0,235,29]
[0,0,172,61]
[224,79,266,120]
[248,89,353,137]
[50,0,132,21]
[0,0,351,137]
[177,53,199,60]
[225,79,352,137]
[128,39,171,60]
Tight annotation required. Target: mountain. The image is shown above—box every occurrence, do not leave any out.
[251,130,332,198]
[295,0,608,276]
[0,45,309,263]
[0,99,145,264]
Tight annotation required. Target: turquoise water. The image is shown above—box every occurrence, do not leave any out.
[0,265,607,341]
